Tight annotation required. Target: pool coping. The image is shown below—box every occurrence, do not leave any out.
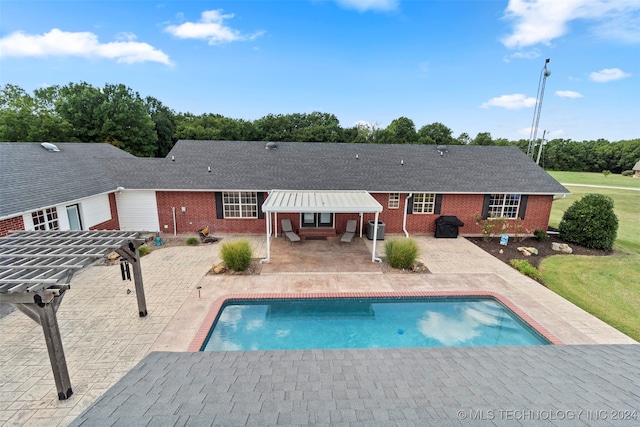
[188,291,564,351]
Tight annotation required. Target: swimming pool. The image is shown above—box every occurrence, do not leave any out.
[194,292,559,351]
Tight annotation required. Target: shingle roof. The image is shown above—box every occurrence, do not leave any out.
[142,140,566,194]
[1,140,568,219]
[633,160,640,171]
[0,142,134,218]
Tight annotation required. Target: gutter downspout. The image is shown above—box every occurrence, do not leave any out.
[172,207,177,236]
[371,211,382,263]
[402,193,412,238]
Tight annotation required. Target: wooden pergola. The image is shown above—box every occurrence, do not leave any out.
[0,230,147,400]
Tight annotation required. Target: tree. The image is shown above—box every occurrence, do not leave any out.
[471,132,493,146]
[385,117,417,144]
[456,132,471,145]
[559,194,618,251]
[146,96,176,157]
[417,122,454,145]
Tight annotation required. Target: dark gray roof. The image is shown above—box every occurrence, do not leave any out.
[0,143,134,218]
[71,345,640,426]
[108,140,568,194]
[1,141,568,219]
[634,160,640,171]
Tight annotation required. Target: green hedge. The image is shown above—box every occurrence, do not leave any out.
[509,259,541,280]
[559,193,618,251]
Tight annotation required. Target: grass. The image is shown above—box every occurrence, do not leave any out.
[541,171,640,341]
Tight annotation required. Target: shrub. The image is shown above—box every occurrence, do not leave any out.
[602,169,611,178]
[186,237,199,246]
[138,246,151,257]
[385,239,419,269]
[221,240,253,271]
[621,170,633,177]
[509,259,541,280]
[533,229,548,242]
[558,193,618,251]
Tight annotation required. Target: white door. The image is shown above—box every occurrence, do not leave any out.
[116,190,160,232]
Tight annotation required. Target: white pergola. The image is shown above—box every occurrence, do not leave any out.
[260,190,384,263]
[0,230,147,400]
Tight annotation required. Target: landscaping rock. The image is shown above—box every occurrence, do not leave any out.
[551,242,573,254]
[527,247,539,255]
[517,247,532,256]
[107,252,119,261]
[212,264,226,274]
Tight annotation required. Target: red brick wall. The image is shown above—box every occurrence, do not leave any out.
[156,191,267,235]
[152,191,556,237]
[0,216,25,237]
[90,193,121,231]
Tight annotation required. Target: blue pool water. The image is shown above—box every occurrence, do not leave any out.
[201,297,550,351]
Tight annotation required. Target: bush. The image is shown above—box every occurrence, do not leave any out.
[221,240,253,271]
[558,193,618,251]
[621,170,633,177]
[138,246,151,257]
[533,229,548,242]
[385,239,419,269]
[186,237,199,246]
[602,170,611,178]
[509,259,541,280]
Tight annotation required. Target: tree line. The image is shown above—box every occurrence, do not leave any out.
[1,82,638,173]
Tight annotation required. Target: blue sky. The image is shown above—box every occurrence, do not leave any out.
[1,0,639,142]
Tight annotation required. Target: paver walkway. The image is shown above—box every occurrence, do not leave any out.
[0,234,636,426]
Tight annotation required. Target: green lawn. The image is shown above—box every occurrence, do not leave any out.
[542,171,640,341]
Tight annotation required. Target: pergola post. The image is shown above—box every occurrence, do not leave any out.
[117,243,148,317]
[14,298,73,400]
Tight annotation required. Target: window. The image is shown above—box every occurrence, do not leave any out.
[223,192,258,218]
[489,194,521,219]
[32,208,59,231]
[412,193,436,214]
[388,193,400,209]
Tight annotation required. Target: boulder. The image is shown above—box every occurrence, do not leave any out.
[517,247,532,256]
[527,247,539,256]
[551,242,573,254]
[212,263,226,274]
[107,252,119,261]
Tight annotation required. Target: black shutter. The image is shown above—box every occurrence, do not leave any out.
[434,194,443,215]
[481,194,491,219]
[257,192,265,219]
[518,195,528,220]
[215,192,224,219]
[406,195,414,214]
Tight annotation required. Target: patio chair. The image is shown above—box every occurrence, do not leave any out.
[281,219,301,243]
[340,220,357,243]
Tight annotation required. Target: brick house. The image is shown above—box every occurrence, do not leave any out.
[0,141,569,239]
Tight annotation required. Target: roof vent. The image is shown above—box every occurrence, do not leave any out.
[436,145,448,156]
[41,142,60,152]
[265,142,277,150]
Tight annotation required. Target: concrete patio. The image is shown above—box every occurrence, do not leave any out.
[0,234,636,426]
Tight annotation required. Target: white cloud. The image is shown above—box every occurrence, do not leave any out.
[589,68,631,82]
[555,90,583,99]
[501,0,640,48]
[0,28,172,65]
[481,94,536,109]
[510,48,541,60]
[334,0,398,12]
[164,9,264,45]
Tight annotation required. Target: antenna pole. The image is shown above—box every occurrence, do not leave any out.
[527,59,551,159]
[536,130,546,165]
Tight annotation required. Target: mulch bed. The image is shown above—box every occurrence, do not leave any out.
[467,234,610,270]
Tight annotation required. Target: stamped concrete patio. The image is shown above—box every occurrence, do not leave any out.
[0,234,637,426]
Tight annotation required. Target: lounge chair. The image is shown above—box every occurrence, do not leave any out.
[281,219,301,243]
[340,220,357,243]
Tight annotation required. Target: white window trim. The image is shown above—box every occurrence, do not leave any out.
[488,194,521,219]
[31,207,60,231]
[412,193,436,214]
[388,193,400,209]
[223,191,258,219]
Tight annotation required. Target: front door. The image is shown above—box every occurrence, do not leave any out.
[301,212,334,228]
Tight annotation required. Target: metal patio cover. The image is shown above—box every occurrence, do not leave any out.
[260,190,384,263]
[0,230,147,400]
